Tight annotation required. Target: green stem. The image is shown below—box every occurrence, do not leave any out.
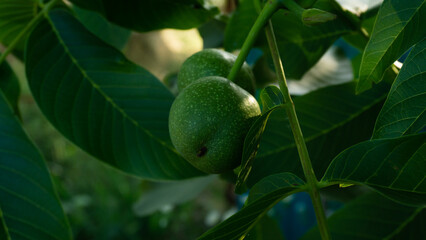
[227,0,280,82]
[0,0,59,65]
[264,20,331,240]
[37,0,46,8]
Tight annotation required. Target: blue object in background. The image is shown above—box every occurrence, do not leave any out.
[397,47,412,63]
[334,38,360,59]
[274,192,316,240]
[236,192,344,239]
[246,48,264,66]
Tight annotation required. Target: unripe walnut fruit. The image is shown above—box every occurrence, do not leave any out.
[177,49,256,94]
[169,76,261,173]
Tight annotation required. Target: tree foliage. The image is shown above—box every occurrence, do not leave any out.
[0,0,424,239]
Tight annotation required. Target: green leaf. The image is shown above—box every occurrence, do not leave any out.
[246,215,285,240]
[322,133,426,207]
[73,6,131,50]
[69,0,218,32]
[199,173,304,240]
[0,61,20,114]
[0,208,10,240]
[390,208,426,239]
[0,0,37,50]
[373,39,426,139]
[302,8,336,26]
[236,86,285,193]
[302,192,424,240]
[235,87,285,193]
[0,91,72,240]
[225,0,354,79]
[236,106,285,193]
[247,173,305,204]
[25,9,204,180]
[357,0,426,93]
[247,81,389,187]
[132,175,216,217]
[260,86,284,114]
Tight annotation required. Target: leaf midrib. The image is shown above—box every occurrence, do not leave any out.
[257,93,386,158]
[44,13,179,155]
[324,179,426,195]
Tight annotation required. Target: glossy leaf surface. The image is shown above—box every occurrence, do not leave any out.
[302,192,424,239]
[0,0,36,50]
[260,85,284,113]
[357,0,426,93]
[247,82,389,187]
[0,91,72,240]
[73,6,131,50]
[373,39,426,139]
[322,133,426,207]
[70,0,218,32]
[25,9,203,180]
[200,173,304,240]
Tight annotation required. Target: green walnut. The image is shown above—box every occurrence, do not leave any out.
[177,49,256,94]
[169,76,261,174]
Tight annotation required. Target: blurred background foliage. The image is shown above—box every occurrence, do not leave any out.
[12,56,236,239]
[1,0,383,239]
[3,1,237,239]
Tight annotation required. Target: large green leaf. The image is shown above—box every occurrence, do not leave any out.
[69,0,218,32]
[247,82,389,187]
[0,91,72,240]
[373,39,426,139]
[357,0,426,93]
[302,192,424,240]
[0,0,37,50]
[225,0,355,79]
[0,61,20,114]
[25,9,203,180]
[199,173,304,240]
[73,6,131,50]
[246,215,285,240]
[322,133,426,207]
